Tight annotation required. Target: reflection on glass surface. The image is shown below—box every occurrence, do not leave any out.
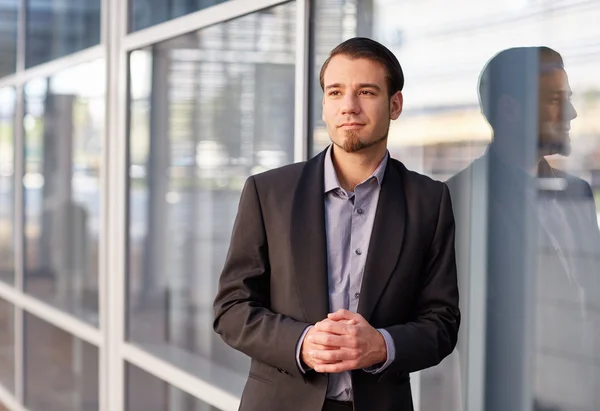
[26,0,101,68]
[24,314,98,411]
[127,2,296,393]
[312,1,600,410]
[130,0,230,32]
[0,87,15,285]
[0,298,14,393]
[447,46,600,411]
[127,364,222,411]
[23,60,104,325]
[0,0,18,77]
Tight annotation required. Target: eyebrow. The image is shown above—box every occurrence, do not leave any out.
[547,90,573,97]
[325,83,382,91]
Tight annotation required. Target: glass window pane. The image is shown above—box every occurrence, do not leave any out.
[24,313,99,411]
[130,0,230,32]
[0,298,14,393]
[127,364,222,411]
[312,2,600,411]
[23,60,104,325]
[0,87,15,285]
[26,0,101,68]
[127,1,296,396]
[0,0,18,77]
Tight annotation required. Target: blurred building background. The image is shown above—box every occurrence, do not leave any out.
[0,0,599,410]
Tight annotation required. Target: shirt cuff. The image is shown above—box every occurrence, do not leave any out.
[363,329,395,374]
[295,325,313,374]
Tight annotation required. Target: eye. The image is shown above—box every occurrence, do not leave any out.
[359,90,374,95]
[328,91,341,96]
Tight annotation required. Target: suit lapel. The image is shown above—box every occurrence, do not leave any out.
[291,150,330,324]
[357,159,407,321]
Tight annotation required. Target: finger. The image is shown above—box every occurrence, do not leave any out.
[305,340,338,350]
[314,319,352,335]
[310,357,340,365]
[309,333,360,350]
[309,348,358,362]
[302,350,340,368]
[314,360,360,373]
[308,332,345,347]
[328,309,361,322]
[329,318,358,325]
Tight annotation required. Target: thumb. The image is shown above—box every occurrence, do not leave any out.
[328,309,357,321]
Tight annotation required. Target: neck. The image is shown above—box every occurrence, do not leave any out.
[490,134,538,169]
[331,143,387,192]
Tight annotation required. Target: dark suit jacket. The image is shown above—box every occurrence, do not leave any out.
[213,148,460,411]
[446,151,600,411]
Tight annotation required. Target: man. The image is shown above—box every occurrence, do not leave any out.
[447,47,600,411]
[214,37,460,411]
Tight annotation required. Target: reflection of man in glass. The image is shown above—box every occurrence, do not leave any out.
[447,47,600,411]
[214,37,460,411]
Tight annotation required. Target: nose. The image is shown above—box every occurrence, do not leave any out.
[566,100,578,120]
[340,93,360,115]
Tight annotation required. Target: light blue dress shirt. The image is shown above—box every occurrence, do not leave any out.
[295,145,396,401]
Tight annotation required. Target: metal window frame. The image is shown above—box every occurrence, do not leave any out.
[0,383,26,411]
[13,3,26,403]
[104,0,309,410]
[464,165,489,411]
[102,0,127,407]
[0,47,105,89]
[122,344,241,411]
[122,0,291,52]
[0,283,102,347]
[0,0,316,410]
[294,0,310,163]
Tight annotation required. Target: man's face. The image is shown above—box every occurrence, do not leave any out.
[538,68,577,156]
[321,55,402,153]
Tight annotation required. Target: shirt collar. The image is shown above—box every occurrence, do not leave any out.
[324,144,389,193]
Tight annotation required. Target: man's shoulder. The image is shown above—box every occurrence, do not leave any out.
[389,157,446,192]
[250,161,307,189]
[446,156,486,188]
[551,167,594,199]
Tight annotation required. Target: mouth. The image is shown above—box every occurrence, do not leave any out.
[338,123,365,129]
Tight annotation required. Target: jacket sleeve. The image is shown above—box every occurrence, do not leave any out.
[383,183,461,375]
[213,176,310,378]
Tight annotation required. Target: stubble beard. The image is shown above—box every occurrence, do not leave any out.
[336,124,390,154]
[539,124,571,157]
[539,139,571,157]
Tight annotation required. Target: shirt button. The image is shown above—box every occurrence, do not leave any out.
[355,249,362,255]
[354,292,360,299]
[357,208,364,215]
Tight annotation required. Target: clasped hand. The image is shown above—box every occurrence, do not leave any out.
[300,309,387,373]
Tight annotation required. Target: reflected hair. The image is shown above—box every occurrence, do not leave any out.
[478,46,564,121]
[319,37,404,97]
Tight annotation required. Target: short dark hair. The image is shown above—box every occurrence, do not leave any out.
[319,37,404,97]
[478,46,564,120]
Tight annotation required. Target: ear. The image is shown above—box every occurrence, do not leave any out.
[390,91,403,120]
[497,93,521,124]
[322,95,326,122]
